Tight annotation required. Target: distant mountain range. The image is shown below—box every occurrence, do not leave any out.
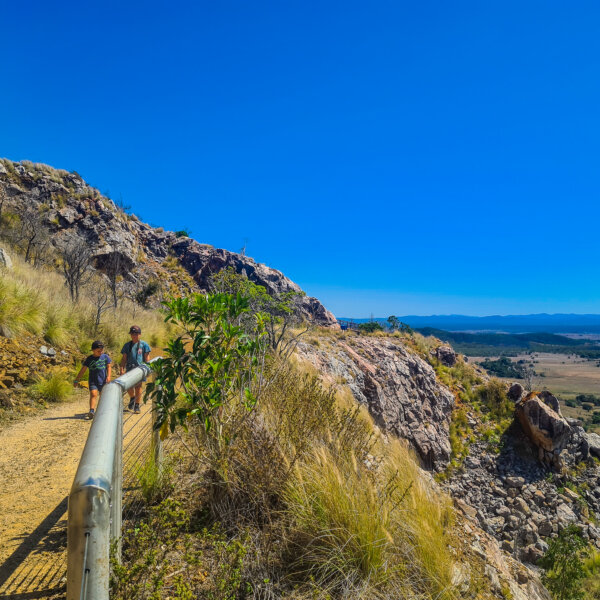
[339,314,600,334]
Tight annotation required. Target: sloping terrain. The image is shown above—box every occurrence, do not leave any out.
[0,159,336,326]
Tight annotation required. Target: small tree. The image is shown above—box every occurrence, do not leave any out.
[12,207,50,264]
[539,524,589,600]
[59,236,94,302]
[146,293,267,480]
[211,267,310,358]
[400,322,413,334]
[90,275,112,334]
[135,279,160,308]
[523,366,537,392]
[387,315,400,331]
[102,252,124,308]
[0,186,6,224]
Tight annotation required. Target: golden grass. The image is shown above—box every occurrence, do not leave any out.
[0,252,172,354]
[258,355,457,599]
[283,437,455,599]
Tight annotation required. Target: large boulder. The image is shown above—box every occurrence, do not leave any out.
[507,382,524,402]
[515,391,571,454]
[432,345,457,367]
[585,432,600,459]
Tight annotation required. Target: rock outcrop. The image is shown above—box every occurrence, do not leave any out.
[515,391,571,467]
[296,335,455,470]
[431,344,457,367]
[0,160,337,326]
[507,382,524,402]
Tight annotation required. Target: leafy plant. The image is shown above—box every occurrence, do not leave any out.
[211,267,310,356]
[539,524,590,600]
[146,293,267,479]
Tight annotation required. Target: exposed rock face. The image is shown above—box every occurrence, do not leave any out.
[515,391,571,454]
[585,432,600,459]
[296,335,455,470]
[432,345,457,367]
[0,160,337,326]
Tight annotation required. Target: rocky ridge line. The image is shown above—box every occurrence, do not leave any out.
[0,159,337,326]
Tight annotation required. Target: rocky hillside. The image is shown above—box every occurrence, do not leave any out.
[296,334,455,470]
[0,159,336,326]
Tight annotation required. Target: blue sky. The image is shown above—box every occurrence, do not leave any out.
[1,1,599,317]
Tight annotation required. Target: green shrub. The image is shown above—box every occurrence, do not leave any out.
[32,368,72,402]
[111,499,251,600]
[476,379,513,422]
[539,524,589,600]
[147,293,268,496]
[357,321,384,334]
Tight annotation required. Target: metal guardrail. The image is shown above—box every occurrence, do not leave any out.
[66,363,158,600]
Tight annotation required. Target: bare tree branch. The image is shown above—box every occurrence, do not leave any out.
[59,235,94,302]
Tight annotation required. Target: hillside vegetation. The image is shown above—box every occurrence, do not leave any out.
[0,247,172,418]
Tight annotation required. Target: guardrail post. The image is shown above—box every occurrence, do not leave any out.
[151,396,163,471]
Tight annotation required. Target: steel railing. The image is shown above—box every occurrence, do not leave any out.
[66,363,160,600]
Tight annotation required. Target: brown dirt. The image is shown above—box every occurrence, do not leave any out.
[0,388,153,599]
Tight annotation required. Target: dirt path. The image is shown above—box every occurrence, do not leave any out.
[0,389,153,599]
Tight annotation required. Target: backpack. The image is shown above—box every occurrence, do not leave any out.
[124,341,142,370]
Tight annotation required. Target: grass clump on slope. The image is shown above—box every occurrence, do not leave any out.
[284,438,454,599]
[31,367,73,402]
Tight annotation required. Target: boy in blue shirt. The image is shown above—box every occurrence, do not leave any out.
[119,325,151,414]
[74,341,112,420]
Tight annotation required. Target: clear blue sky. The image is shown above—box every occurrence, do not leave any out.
[2,1,599,317]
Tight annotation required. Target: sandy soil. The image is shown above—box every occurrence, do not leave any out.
[0,389,152,599]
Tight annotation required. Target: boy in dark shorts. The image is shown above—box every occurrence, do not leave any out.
[74,340,112,420]
[119,325,151,414]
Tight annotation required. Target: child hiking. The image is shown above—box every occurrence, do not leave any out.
[120,325,151,414]
[74,340,112,420]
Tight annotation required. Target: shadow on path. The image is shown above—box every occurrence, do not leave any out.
[43,414,88,422]
[0,497,68,599]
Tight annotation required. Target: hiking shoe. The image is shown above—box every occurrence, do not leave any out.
[128,399,135,411]
[134,404,141,414]
[85,409,95,420]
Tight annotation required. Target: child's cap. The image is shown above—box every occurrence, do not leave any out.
[129,325,141,334]
[91,340,104,350]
